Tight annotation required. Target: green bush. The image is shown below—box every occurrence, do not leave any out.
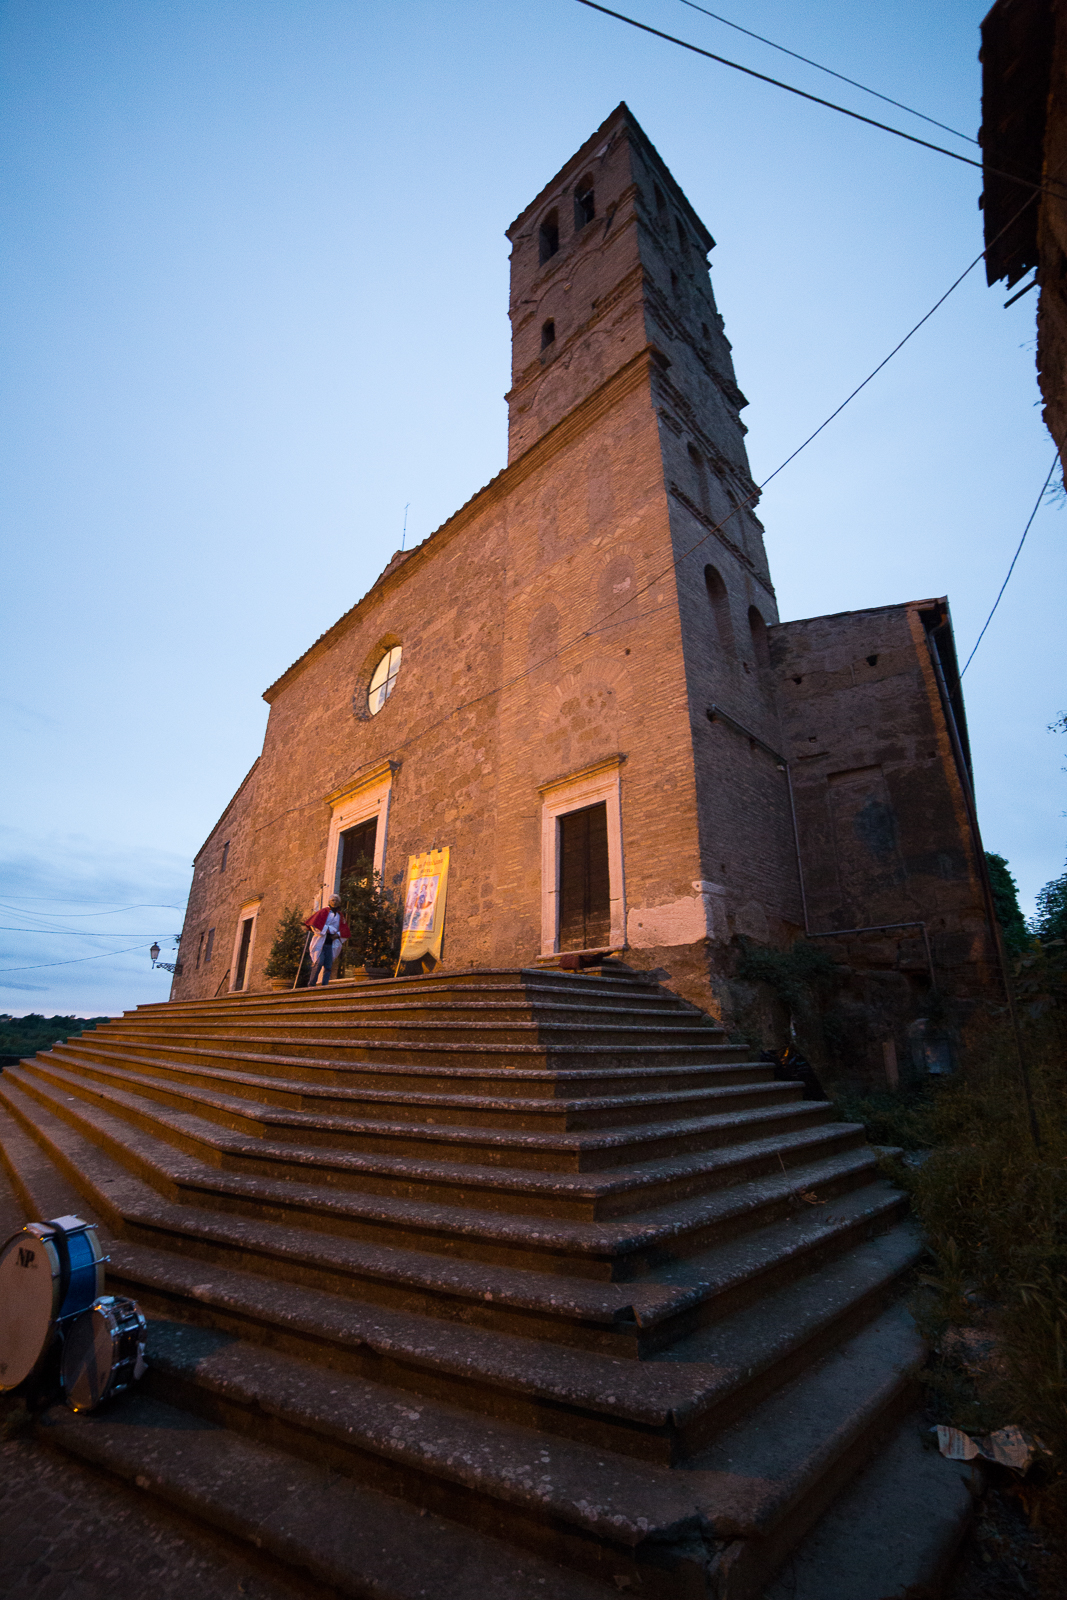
[264,906,310,982]
[735,936,839,1010]
[986,851,1031,955]
[337,857,398,971]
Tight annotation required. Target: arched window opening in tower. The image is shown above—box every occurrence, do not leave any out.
[538,209,559,265]
[748,606,771,671]
[654,184,668,228]
[704,565,735,653]
[541,319,556,350]
[676,217,689,257]
[368,645,402,715]
[574,178,595,230]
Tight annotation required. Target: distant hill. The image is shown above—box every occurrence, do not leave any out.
[0,1013,110,1069]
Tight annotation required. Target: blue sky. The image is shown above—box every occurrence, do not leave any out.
[2,0,1063,1015]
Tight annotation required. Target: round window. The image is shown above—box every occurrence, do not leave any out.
[368,646,402,715]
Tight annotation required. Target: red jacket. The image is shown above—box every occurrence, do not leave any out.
[304,908,351,940]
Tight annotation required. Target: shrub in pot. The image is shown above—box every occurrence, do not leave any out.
[264,906,310,987]
[336,857,397,976]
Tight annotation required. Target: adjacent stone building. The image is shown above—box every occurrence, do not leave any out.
[981,0,1067,483]
[173,105,1000,1086]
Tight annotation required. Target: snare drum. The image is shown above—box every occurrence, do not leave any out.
[62,1295,147,1412]
[0,1216,105,1392]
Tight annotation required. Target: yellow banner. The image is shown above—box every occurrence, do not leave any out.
[396,848,450,968]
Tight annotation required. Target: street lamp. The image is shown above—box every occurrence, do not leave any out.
[150,941,181,975]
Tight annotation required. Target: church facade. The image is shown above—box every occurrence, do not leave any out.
[172,105,1000,1085]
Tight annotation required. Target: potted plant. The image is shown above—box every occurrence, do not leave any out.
[264,906,310,989]
[336,857,397,978]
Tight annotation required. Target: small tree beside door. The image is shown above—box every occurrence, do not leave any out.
[336,857,398,974]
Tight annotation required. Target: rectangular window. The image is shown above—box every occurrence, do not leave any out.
[558,803,611,951]
[205,928,215,963]
[195,932,204,970]
[220,841,230,873]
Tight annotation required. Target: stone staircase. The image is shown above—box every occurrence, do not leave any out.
[0,966,971,1598]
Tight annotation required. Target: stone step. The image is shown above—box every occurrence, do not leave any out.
[0,1082,905,1361]
[125,1314,919,1593]
[31,1048,811,1172]
[35,1396,617,1600]
[50,1037,780,1128]
[0,1102,920,1466]
[103,1014,728,1048]
[48,1034,756,1097]
[112,993,720,1029]
[755,1412,972,1600]
[96,1026,744,1074]
[133,968,669,1012]
[7,1058,855,1230]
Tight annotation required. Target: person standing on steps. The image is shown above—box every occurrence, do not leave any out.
[303,896,350,987]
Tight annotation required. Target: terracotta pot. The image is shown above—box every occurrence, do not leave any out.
[267,977,291,991]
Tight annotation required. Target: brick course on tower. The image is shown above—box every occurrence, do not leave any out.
[173,104,1000,1088]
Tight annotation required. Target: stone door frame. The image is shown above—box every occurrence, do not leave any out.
[538,755,626,956]
[321,760,397,908]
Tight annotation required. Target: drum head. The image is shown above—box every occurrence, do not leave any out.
[62,1306,117,1412]
[0,1230,61,1391]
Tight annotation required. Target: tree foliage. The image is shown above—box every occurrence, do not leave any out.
[338,857,397,970]
[985,851,1030,954]
[1033,857,1067,944]
[0,1014,108,1068]
[264,906,310,981]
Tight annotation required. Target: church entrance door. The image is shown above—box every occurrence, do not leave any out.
[338,817,378,892]
[234,918,254,991]
[558,802,610,950]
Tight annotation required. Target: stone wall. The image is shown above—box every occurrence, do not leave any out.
[171,105,1001,1089]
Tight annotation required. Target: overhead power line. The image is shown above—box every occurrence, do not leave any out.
[574,0,1066,199]
[252,186,1043,846]
[0,928,179,937]
[674,0,977,144]
[0,943,154,975]
[961,456,1060,675]
[0,900,185,916]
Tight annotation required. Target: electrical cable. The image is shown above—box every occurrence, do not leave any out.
[0,944,155,975]
[673,0,977,143]
[573,0,1067,200]
[960,455,1060,675]
[0,928,180,937]
[0,900,185,916]
[247,174,1048,846]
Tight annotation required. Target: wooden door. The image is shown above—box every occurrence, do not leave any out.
[558,802,610,951]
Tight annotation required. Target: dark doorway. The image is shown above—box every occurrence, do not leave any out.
[558,802,610,951]
[234,918,253,990]
[339,817,377,888]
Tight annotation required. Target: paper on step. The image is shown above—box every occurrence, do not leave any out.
[934,1424,1047,1473]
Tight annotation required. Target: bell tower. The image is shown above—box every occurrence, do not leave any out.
[505,104,760,525]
